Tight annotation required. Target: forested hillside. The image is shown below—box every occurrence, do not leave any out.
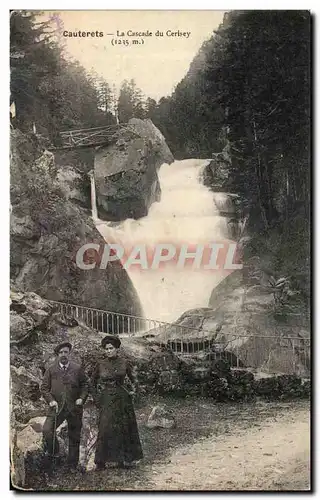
[10,11,151,141]
[150,11,310,306]
[154,11,310,215]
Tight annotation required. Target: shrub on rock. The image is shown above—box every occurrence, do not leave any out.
[276,374,303,400]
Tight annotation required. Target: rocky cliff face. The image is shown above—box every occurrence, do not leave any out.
[94,118,174,220]
[10,129,142,316]
[208,268,310,375]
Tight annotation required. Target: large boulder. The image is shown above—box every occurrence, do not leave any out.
[207,269,311,376]
[201,150,231,192]
[143,266,310,377]
[94,118,174,220]
[10,129,142,317]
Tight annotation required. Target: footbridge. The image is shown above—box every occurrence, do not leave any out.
[50,123,130,150]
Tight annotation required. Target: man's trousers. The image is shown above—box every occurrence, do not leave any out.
[42,407,83,466]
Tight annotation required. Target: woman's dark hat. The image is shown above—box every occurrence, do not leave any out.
[101,335,121,349]
[54,341,72,355]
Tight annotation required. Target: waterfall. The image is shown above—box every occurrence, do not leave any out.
[93,159,236,323]
[89,170,98,221]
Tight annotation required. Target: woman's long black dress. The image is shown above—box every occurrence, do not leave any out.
[92,355,143,466]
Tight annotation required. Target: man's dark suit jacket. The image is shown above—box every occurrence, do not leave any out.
[41,360,88,412]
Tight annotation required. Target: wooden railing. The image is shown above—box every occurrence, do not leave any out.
[56,124,127,149]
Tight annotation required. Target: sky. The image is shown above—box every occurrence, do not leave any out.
[41,10,226,101]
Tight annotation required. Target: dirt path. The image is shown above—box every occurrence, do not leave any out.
[29,398,310,492]
[144,407,310,491]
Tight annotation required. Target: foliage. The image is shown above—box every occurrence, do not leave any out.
[149,11,310,310]
[137,367,310,401]
[152,11,310,223]
[117,79,147,123]
[10,11,116,141]
[244,210,310,308]
[10,12,159,140]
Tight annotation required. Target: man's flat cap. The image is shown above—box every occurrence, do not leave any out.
[54,341,72,355]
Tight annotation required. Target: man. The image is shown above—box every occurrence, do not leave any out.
[41,341,88,470]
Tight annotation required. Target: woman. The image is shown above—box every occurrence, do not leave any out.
[91,335,143,471]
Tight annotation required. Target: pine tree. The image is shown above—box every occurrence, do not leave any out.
[117,79,146,123]
[10,11,117,138]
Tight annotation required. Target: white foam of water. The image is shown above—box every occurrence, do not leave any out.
[93,159,234,323]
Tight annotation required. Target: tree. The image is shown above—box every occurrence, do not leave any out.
[145,97,157,120]
[10,10,61,132]
[117,79,146,123]
[10,11,117,139]
[150,11,310,300]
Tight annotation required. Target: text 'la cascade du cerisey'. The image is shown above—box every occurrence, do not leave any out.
[116,30,191,38]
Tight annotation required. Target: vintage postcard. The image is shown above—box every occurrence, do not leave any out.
[10,10,311,491]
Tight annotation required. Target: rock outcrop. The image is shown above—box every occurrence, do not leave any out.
[56,165,90,210]
[10,129,142,316]
[201,149,231,193]
[207,268,310,376]
[94,118,174,220]
[143,264,310,377]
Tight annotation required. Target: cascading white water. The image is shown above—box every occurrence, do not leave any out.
[89,170,98,220]
[92,159,235,323]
